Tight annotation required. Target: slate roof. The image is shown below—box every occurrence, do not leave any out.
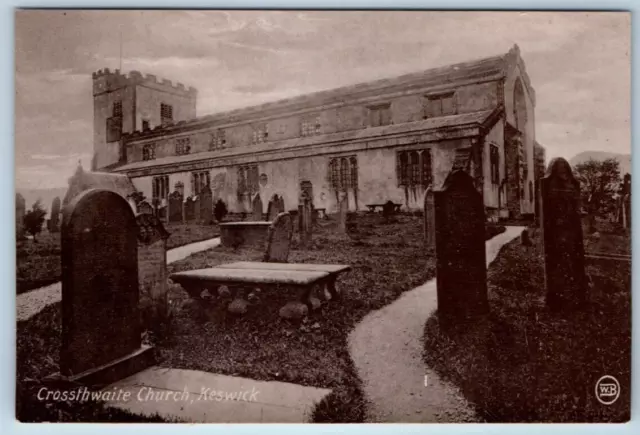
[115,108,498,173]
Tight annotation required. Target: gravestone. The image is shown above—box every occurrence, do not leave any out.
[263,212,294,263]
[137,212,170,330]
[251,194,263,221]
[540,158,587,312]
[337,191,348,234]
[199,185,213,224]
[49,196,61,233]
[137,201,153,215]
[16,193,25,239]
[423,187,435,252]
[299,191,313,246]
[277,196,285,214]
[434,170,488,333]
[184,196,196,222]
[267,194,280,221]
[382,200,396,222]
[168,191,183,223]
[60,189,154,384]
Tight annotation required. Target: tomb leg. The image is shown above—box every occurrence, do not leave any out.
[327,276,341,300]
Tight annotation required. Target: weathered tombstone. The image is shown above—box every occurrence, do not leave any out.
[267,194,280,221]
[540,158,587,312]
[16,193,25,239]
[199,185,213,224]
[382,200,396,222]
[168,191,183,223]
[298,191,313,246]
[137,201,153,215]
[60,189,154,383]
[251,194,263,221]
[434,170,488,333]
[423,187,435,252]
[277,196,285,214]
[184,196,196,222]
[49,196,61,233]
[337,191,348,234]
[137,212,170,330]
[263,212,294,263]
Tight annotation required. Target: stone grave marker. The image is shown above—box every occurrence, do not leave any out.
[299,191,313,246]
[16,193,25,239]
[251,194,263,221]
[337,191,348,234]
[137,212,170,330]
[434,169,488,333]
[60,189,154,384]
[263,212,294,263]
[199,185,213,224]
[137,201,153,215]
[49,196,61,233]
[184,196,196,222]
[423,186,435,252]
[267,194,280,221]
[277,195,285,214]
[168,191,183,223]
[540,158,587,312]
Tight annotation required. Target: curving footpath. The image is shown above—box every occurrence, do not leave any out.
[348,226,525,422]
[16,237,221,322]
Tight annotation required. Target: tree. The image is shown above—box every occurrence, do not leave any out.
[574,158,621,218]
[23,200,47,242]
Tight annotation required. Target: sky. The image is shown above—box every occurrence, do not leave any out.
[15,10,631,190]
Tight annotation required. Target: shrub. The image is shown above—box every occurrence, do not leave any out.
[213,199,228,222]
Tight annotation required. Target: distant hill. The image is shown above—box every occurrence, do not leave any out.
[16,187,68,218]
[570,151,631,176]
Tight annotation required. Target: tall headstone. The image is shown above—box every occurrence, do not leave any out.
[540,158,587,312]
[137,212,170,330]
[49,196,61,233]
[263,212,294,263]
[168,191,183,223]
[299,190,313,246]
[137,201,153,215]
[423,186,435,252]
[267,194,280,221]
[337,191,348,234]
[16,193,25,239]
[277,196,285,214]
[60,189,154,383]
[251,194,263,221]
[184,196,196,222]
[434,170,488,333]
[199,185,213,224]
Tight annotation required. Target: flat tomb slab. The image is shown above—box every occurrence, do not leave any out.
[219,261,352,274]
[219,222,271,249]
[219,221,272,227]
[170,268,329,286]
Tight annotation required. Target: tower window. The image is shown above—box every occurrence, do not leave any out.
[113,101,123,118]
[142,119,150,130]
[160,103,173,127]
[490,144,500,185]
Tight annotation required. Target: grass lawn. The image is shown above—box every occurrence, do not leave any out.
[423,227,631,422]
[16,223,219,295]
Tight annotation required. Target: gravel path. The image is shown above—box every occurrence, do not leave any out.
[16,237,221,322]
[348,226,525,422]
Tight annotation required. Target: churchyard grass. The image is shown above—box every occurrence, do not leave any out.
[423,226,631,422]
[16,223,220,294]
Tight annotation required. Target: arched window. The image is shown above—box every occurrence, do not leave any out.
[513,79,528,132]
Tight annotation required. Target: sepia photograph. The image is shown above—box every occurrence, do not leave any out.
[14,10,631,423]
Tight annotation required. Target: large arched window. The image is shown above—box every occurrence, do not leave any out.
[513,78,528,132]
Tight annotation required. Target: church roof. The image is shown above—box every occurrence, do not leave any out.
[115,108,498,173]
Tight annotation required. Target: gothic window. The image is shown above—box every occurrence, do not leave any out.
[369,104,392,127]
[490,144,500,185]
[397,149,432,187]
[252,124,268,144]
[191,171,211,195]
[327,155,358,190]
[142,143,156,161]
[160,103,173,126]
[424,92,456,118]
[301,115,321,137]
[238,165,259,194]
[209,130,226,150]
[175,137,191,155]
[152,175,169,202]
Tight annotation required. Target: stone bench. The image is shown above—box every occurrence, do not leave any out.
[169,262,351,318]
[219,221,272,249]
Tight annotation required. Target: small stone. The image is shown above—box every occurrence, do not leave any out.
[217,285,231,298]
[309,296,322,311]
[311,322,320,329]
[247,292,259,303]
[227,298,248,314]
[279,302,308,320]
[322,287,332,301]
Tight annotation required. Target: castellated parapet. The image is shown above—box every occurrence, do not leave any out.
[92,68,198,97]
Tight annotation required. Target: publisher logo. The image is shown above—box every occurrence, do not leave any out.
[595,375,620,405]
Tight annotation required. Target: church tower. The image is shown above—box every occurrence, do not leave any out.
[92,68,197,170]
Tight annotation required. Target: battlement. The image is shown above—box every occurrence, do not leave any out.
[92,68,197,96]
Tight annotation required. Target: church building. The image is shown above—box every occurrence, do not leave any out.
[93,44,545,220]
